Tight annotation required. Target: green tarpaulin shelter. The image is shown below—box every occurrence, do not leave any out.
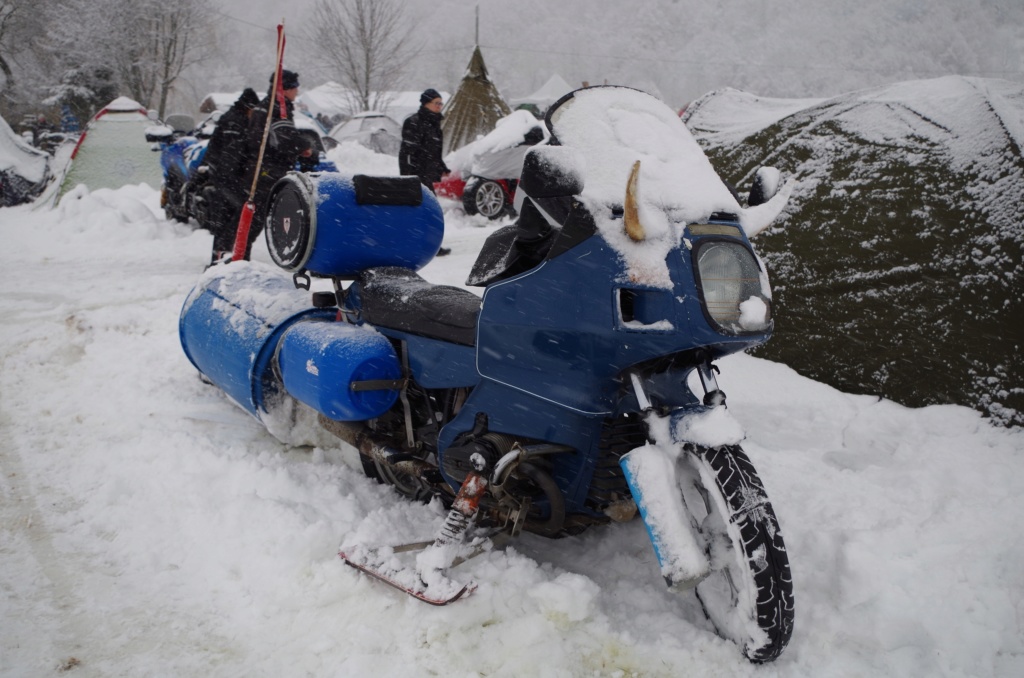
[684,76,1024,426]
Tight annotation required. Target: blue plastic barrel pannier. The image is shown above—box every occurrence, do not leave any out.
[266,172,444,277]
[179,261,402,423]
[276,320,401,421]
[178,262,333,418]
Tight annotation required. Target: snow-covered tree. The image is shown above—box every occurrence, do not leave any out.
[43,0,213,118]
[120,0,214,118]
[0,0,56,113]
[304,0,420,113]
[42,66,118,126]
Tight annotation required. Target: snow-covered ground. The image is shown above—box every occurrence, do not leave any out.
[2,141,1023,677]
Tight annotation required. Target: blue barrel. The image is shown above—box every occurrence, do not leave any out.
[276,320,401,421]
[179,262,333,418]
[266,172,444,277]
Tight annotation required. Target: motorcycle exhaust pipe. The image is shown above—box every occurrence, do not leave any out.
[518,461,566,537]
[317,414,436,480]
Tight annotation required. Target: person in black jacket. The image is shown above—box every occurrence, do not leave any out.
[239,69,312,260]
[198,88,259,266]
[400,88,451,254]
[400,88,450,189]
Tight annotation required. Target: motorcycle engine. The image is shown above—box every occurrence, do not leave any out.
[442,431,519,482]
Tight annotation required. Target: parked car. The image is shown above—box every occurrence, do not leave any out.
[436,110,548,219]
[328,112,401,156]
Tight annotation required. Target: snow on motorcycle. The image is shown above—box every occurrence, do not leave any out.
[178,86,795,662]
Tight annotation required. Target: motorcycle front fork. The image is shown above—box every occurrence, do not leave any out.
[696,361,727,407]
[621,364,721,591]
[629,359,726,417]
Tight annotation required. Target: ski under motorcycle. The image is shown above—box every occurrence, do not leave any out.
[179,86,794,662]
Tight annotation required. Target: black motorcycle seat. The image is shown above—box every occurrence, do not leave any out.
[357,267,482,347]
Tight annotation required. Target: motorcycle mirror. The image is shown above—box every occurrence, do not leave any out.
[519,146,584,199]
[747,166,782,207]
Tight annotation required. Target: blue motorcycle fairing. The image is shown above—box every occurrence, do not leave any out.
[475,231,766,416]
[160,136,205,182]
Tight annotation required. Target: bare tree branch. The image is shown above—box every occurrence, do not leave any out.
[306,0,421,114]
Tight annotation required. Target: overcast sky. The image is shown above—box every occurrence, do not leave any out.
[201,0,1024,110]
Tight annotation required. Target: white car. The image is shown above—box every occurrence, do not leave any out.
[328,112,402,156]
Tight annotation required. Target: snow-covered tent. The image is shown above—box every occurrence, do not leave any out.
[0,114,51,206]
[440,46,512,156]
[510,74,573,116]
[57,97,164,199]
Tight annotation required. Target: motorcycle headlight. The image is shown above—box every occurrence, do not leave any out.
[695,241,771,334]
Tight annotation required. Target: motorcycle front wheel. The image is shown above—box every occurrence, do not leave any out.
[677,443,794,663]
[163,174,189,223]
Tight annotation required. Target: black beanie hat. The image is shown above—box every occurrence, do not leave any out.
[238,88,259,109]
[420,88,441,105]
[272,69,300,90]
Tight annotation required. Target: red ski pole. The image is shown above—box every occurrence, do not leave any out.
[232,21,286,262]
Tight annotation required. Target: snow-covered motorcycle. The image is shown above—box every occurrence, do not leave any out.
[179,86,794,662]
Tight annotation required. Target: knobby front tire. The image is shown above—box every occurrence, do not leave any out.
[679,443,794,663]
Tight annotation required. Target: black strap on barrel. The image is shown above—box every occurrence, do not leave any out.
[352,175,422,206]
[350,378,407,392]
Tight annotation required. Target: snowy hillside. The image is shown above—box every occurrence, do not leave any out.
[1,136,1023,676]
[684,76,1024,427]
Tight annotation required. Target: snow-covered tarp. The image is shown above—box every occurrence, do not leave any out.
[445,109,549,180]
[0,115,49,183]
[684,76,1024,425]
[0,114,50,206]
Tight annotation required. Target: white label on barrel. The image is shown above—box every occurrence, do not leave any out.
[284,217,291,234]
